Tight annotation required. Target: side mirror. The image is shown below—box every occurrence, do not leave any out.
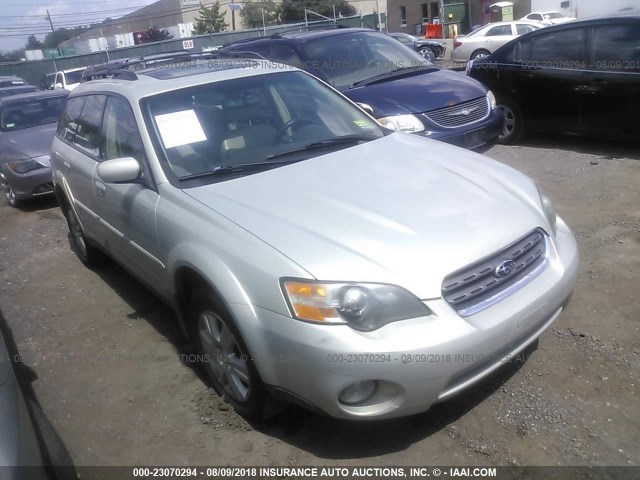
[97,157,141,183]
[356,102,374,116]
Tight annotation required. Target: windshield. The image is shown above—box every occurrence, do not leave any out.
[0,96,66,132]
[142,71,385,185]
[300,32,433,90]
[65,70,84,85]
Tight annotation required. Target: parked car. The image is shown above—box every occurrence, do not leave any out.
[521,11,575,25]
[0,85,39,98]
[221,28,503,150]
[467,15,640,144]
[53,68,84,91]
[387,32,446,60]
[451,21,541,62]
[0,90,69,207]
[50,55,578,420]
[0,319,47,474]
[0,75,27,88]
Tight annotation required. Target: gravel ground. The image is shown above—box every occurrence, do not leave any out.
[0,132,638,468]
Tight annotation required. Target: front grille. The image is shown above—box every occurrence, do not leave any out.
[424,96,490,129]
[442,229,548,316]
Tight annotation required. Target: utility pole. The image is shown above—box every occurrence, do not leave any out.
[375,0,382,31]
[46,9,62,57]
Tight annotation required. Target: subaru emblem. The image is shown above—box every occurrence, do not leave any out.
[495,259,516,278]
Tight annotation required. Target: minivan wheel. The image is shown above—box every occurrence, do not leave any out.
[64,205,105,267]
[190,289,266,417]
[496,97,526,144]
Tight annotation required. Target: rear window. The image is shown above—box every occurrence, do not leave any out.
[0,96,67,132]
[592,24,640,72]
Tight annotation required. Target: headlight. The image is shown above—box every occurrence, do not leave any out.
[487,90,497,111]
[537,186,557,236]
[282,280,432,331]
[7,157,47,174]
[377,114,425,133]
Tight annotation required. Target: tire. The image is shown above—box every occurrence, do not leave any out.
[496,97,526,145]
[190,289,266,417]
[2,180,21,208]
[470,49,491,60]
[64,203,105,268]
[418,47,436,62]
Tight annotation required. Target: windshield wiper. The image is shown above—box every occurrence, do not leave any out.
[266,135,373,161]
[350,64,437,88]
[178,159,297,180]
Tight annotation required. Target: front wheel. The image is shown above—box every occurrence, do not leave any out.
[2,179,20,208]
[190,289,266,417]
[418,47,436,62]
[496,97,526,144]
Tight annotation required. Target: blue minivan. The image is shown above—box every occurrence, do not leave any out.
[221,28,503,150]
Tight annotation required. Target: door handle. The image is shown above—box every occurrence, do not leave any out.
[95,180,106,196]
[63,160,71,173]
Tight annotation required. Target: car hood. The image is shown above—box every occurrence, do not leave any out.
[184,133,548,299]
[0,124,56,163]
[342,69,487,117]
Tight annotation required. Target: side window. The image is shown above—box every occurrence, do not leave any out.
[55,73,63,87]
[269,45,304,68]
[592,25,640,72]
[529,14,542,21]
[57,96,85,143]
[516,24,537,35]
[530,28,586,65]
[100,96,146,162]
[486,25,512,36]
[73,94,106,157]
[396,35,411,44]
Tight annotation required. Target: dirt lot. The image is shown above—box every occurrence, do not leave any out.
[0,133,638,468]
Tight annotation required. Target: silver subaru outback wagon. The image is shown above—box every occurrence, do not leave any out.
[50,57,578,420]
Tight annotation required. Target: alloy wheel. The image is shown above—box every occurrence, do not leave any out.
[198,310,251,403]
[498,104,516,139]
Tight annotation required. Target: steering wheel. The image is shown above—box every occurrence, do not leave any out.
[273,118,318,145]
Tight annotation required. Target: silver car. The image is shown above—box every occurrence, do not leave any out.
[0,90,69,207]
[50,57,578,420]
[451,21,541,62]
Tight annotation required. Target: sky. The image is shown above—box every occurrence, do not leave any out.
[0,0,156,52]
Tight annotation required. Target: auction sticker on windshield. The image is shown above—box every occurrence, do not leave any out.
[154,109,207,149]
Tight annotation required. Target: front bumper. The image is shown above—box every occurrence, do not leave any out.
[0,166,54,200]
[419,108,503,150]
[237,218,579,420]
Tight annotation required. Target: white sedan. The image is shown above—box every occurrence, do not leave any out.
[521,11,575,25]
[451,21,541,62]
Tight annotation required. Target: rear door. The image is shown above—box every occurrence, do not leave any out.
[51,94,106,238]
[580,22,640,139]
[513,26,587,134]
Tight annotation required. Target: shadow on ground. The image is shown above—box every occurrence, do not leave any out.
[519,132,640,161]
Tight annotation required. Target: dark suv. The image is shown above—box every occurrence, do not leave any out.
[467,15,640,144]
[221,28,503,150]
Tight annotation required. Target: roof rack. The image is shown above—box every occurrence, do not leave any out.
[80,51,267,82]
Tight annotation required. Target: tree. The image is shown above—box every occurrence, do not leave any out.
[42,26,91,50]
[25,35,44,50]
[193,2,228,34]
[278,0,356,23]
[241,1,279,28]
[140,26,173,43]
